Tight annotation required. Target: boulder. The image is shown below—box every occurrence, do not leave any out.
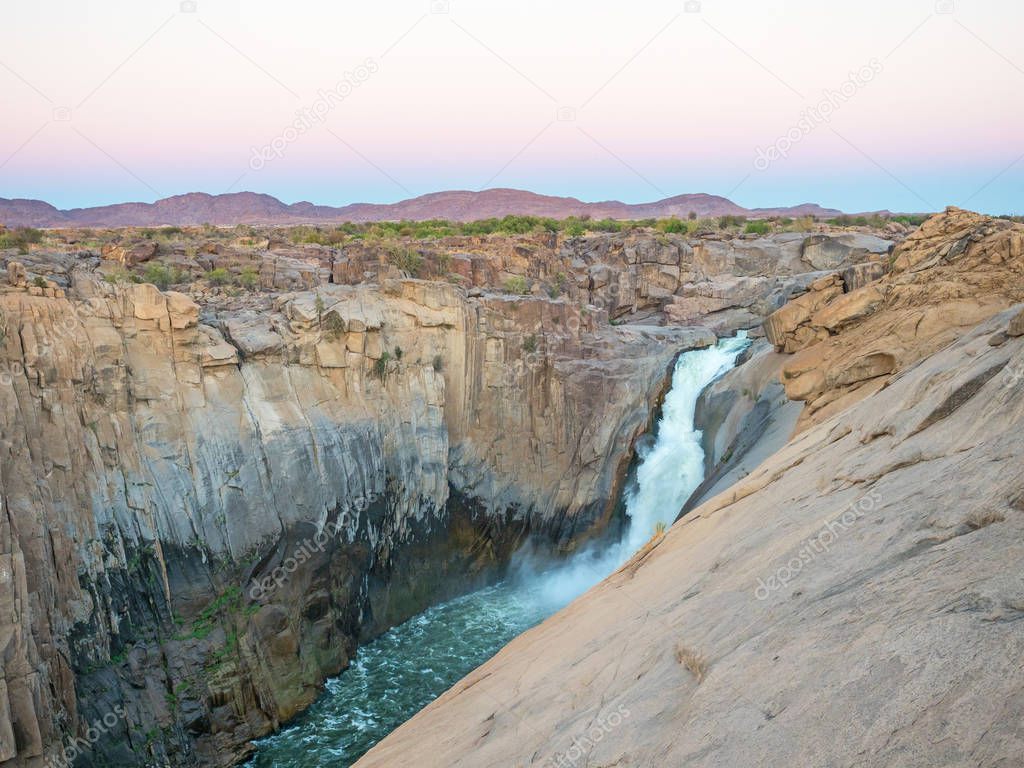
[1008,307,1024,337]
[221,312,283,358]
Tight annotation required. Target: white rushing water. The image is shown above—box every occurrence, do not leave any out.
[514,331,751,610]
[252,332,751,767]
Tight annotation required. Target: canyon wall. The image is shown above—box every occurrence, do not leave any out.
[0,223,895,766]
[356,209,1024,768]
[0,272,707,766]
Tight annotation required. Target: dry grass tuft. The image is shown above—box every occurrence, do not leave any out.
[965,508,1006,530]
[675,644,708,684]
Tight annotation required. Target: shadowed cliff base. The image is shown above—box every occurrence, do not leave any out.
[354,209,1024,768]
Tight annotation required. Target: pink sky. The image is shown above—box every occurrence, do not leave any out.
[1,0,1022,213]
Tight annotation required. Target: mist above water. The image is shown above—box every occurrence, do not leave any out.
[251,333,750,767]
[509,332,752,612]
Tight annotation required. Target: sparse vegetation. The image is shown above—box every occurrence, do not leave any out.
[206,267,230,286]
[374,351,390,381]
[675,644,708,683]
[504,275,529,295]
[142,263,187,289]
[522,334,538,353]
[236,266,260,289]
[0,227,44,253]
[387,245,425,276]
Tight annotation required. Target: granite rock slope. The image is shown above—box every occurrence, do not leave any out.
[356,211,1024,768]
[357,303,1024,768]
[0,222,895,766]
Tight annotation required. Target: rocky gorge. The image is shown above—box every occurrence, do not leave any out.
[357,208,1024,767]
[0,212,966,767]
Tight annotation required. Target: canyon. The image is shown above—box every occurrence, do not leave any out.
[1,208,1020,767]
[358,209,1024,767]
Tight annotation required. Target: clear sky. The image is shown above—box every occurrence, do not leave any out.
[1,0,1021,213]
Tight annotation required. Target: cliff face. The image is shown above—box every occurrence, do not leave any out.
[0,273,707,766]
[355,209,1024,768]
[0,220,899,766]
[763,207,1024,429]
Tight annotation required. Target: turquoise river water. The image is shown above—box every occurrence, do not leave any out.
[250,333,749,767]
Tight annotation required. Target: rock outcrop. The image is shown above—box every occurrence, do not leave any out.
[763,207,1024,428]
[355,210,1024,768]
[0,265,707,765]
[0,221,898,766]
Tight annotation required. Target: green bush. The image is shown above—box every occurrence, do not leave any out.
[0,227,44,253]
[504,275,529,295]
[207,268,230,286]
[236,267,260,289]
[657,217,689,234]
[718,215,747,229]
[142,263,187,290]
[522,334,538,353]
[387,245,424,276]
[744,220,771,235]
[374,351,390,381]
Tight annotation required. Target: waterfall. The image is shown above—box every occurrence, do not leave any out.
[252,332,751,767]
[516,332,751,611]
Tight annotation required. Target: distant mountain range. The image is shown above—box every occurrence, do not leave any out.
[0,189,855,228]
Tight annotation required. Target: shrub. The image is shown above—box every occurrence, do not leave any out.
[373,351,390,381]
[744,220,771,235]
[718,215,747,229]
[387,246,424,277]
[657,217,689,234]
[32,275,47,289]
[562,220,586,237]
[290,226,328,245]
[0,226,44,253]
[394,345,403,360]
[207,268,230,286]
[236,267,260,289]
[142,263,186,290]
[504,275,529,295]
[522,334,538,353]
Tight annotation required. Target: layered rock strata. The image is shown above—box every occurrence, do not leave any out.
[0,273,707,766]
[355,214,1024,767]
